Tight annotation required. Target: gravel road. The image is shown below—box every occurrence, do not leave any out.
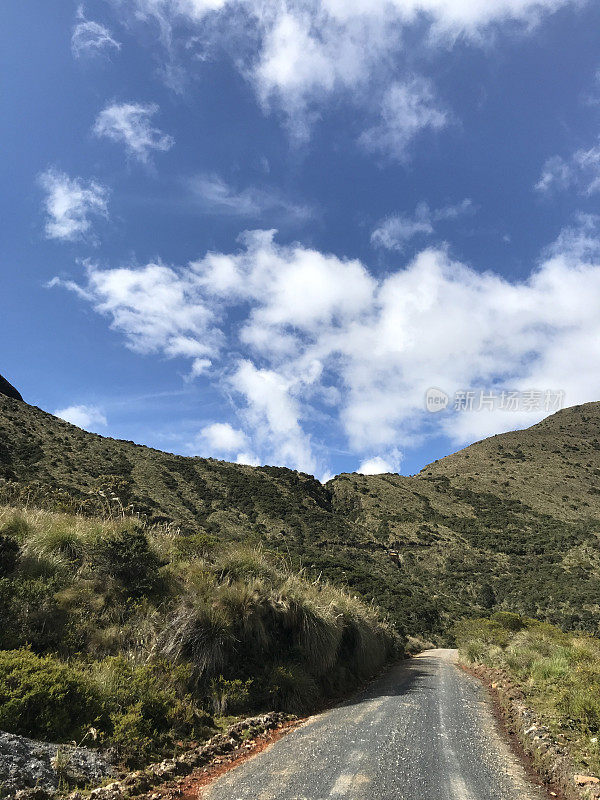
[203,649,546,800]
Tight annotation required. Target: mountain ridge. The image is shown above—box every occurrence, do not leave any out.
[1,393,599,638]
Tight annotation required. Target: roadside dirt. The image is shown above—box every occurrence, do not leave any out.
[460,661,584,800]
[138,718,305,800]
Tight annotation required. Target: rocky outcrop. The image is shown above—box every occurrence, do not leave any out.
[0,713,294,800]
[0,731,115,798]
[0,375,23,402]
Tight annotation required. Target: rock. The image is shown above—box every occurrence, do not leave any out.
[0,374,23,401]
[149,760,179,780]
[574,775,600,786]
[89,782,124,800]
[0,731,115,798]
[15,790,52,800]
[122,771,152,794]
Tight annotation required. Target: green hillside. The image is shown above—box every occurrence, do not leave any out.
[1,394,600,639]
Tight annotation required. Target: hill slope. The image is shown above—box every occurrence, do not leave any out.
[1,394,599,638]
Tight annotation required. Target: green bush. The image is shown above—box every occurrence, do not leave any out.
[0,577,67,651]
[453,618,513,650]
[0,533,19,576]
[90,528,162,598]
[209,676,253,715]
[267,664,320,712]
[0,515,31,542]
[490,611,526,631]
[93,657,212,765]
[0,649,100,741]
[109,702,157,765]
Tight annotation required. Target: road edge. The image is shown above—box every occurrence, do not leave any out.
[460,661,600,800]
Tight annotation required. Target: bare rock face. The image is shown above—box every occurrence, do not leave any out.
[0,731,115,798]
[0,375,23,402]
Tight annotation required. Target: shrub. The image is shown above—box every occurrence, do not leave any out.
[0,649,100,741]
[0,577,67,651]
[92,656,212,765]
[267,664,320,712]
[90,528,162,598]
[490,611,526,632]
[453,618,512,650]
[0,533,19,576]
[109,703,156,766]
[171,531,217,561]
[0,514,31,542]
[209,676,253,716]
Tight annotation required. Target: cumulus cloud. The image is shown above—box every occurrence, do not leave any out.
[230,360,317,473]
[359,79,448,160]
[72,6,121,58]
[357,453,401,475]
[72,259,220,357]
[235,451,260,466]
[54,404,107,431]
[536,141,600,195]
[189,174,313,222]
[38,169,109,242]
[198,421,248,453]
[56,217,600,474]
[93,102,174,162]
[119,0,577,141]
[372,199,473,251]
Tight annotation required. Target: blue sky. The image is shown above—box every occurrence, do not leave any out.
[2,0,600,479]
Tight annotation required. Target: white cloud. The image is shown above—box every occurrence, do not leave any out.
[54,404,107,431]
[236,451,260,466]
[371,199,473,251]
[75,259,220,356]
[189,357,212,378]
[544,212,600,262]
[118,0,577,142]
[536,141,600,195]
[93,102,174,162]
[535,155,572,193]
[230,360,317,473]
[199,421,248,452]
[357,455,398,475]
[57,216,600,474]
[72,6,121,57]
[360,79,448,160]
[38,169,109,242]
[189,174,313,221]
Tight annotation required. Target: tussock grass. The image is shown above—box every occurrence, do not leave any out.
[0,504,401,766]
[455,613,600,776]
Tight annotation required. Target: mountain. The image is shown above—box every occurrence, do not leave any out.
[0,374,23,402]
[1,392,599,639]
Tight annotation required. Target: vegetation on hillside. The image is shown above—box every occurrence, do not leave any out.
[2,395,600,640]
[455,613,600,776]
[0,505,399,766]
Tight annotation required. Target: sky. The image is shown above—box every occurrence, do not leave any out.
[2,0,600,480]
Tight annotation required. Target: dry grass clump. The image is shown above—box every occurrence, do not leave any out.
[0,504,402,762]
